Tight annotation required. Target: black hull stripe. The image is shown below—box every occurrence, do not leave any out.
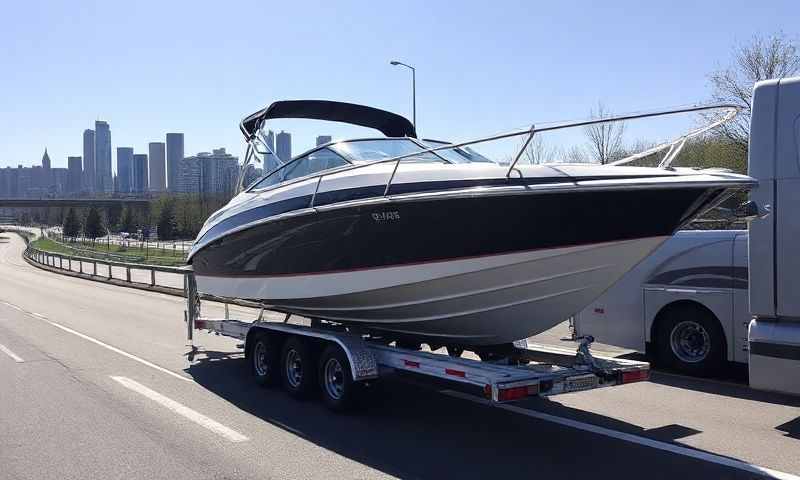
[194,236,659,278]
[191,187,724,277]
[198,175,676,247]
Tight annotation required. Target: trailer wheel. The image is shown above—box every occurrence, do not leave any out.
[251,334,279,387]
[318,345,359,412]
[655,303,725,376]
[280,337,318,398]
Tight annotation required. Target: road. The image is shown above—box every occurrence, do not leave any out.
[1,231,799,479]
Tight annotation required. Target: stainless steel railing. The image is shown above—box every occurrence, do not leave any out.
[242,103,739,210]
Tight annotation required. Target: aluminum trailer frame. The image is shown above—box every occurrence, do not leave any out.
[184,272,650,406]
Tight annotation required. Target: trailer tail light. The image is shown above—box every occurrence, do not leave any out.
[621,369,649,384]
[404,360,420,368]
[445,368,465,378]
[498,384,539,402]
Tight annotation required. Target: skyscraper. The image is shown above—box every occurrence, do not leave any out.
[95,121,112,193]
[264,130,280,172]
[116,147,134,193]
[41,148,51,170]
[83,129,95,193]
[276,131,292,162]
[148,142,166,192]
[166,133,184,192]
[316,135,332,146]
[67,156,82,193]
[133,153,148,193]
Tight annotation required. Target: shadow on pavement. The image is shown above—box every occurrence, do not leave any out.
[185,348,768,480]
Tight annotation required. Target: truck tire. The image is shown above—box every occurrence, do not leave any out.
[655,304,725,376]
[318,345,359,412]
[281,337,318,398]
[250,334,279,387]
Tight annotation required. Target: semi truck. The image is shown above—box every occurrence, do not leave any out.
[576,77,800,395]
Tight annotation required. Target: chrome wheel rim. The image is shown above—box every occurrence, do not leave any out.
[254,341,268,377]
[670,320,711,363]
[323,357,345,400]
[285,349,303,388]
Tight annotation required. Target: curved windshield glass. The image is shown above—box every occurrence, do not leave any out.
[250,147,349,190]
[330,139,446,164]
[420,139,496,163]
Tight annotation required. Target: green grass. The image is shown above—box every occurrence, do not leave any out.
[32,236,187,267]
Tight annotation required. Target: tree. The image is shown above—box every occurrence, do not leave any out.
[83,207,106,241]
[62,208,81,239]
[709,32,800,149]
[584,102,626,164]
[119,207,135,233]
[157,199,178,240]
[522,136,561,164]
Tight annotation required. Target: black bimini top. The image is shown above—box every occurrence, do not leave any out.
[240,100,417,140]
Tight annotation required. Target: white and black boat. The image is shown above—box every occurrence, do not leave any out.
[188,100,754,346]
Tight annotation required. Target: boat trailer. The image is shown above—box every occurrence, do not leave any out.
[184,270,650,410]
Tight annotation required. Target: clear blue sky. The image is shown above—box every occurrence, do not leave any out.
[1,0,797,170]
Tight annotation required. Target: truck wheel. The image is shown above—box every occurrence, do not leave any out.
[281,337,318,398]
[318,345,359,412]
[656,304,725,376]
[251,334,279,387]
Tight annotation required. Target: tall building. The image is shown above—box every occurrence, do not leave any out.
[95,121,112,193]
[67,156,82,193]
[41,148,51,170]
[276,131,292,162]
[133,153,148,193]
[166,133,184,192]
[83,129,95,193]
[180,148,239,195]
[316,135,332,146]
[176,157,201,194]
[116,147,134,193]
[263,130,280,172]
[148,142,166,192]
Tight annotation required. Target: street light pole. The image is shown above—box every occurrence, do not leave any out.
[390,60,416,131]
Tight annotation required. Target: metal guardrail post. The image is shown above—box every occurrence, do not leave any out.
[79,260,82,274]
[68,257,72,271]
[108,263,112,280]
[59,255,63,270]
[126,266,131,283]
[93,261,97,276]
[150,269,156,287]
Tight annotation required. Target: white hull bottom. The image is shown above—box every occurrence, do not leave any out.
[196,236,669,345]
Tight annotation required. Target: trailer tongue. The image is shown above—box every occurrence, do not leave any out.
[184,271,649,411]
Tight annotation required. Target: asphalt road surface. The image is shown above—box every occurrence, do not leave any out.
[1,232,799,479]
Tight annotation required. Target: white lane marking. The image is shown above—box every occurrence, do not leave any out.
[0,343,24,363]
[111,376,248,443]
[442,390,799,480]
[0,301,190,382]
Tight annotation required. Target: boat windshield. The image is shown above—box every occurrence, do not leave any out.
[330,139,446,164]
[420,139,496,164]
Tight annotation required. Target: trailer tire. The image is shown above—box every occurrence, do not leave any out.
[281,337,318,398]
[251,334,280,387]
[318,345,359,412]
[655,303,725,376]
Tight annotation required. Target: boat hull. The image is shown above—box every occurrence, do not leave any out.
[196,236,667,344]
[191,185,728,344]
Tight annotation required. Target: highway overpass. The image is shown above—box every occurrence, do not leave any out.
[0,197,150,208]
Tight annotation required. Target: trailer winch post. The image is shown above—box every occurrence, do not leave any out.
[185,268,198,346]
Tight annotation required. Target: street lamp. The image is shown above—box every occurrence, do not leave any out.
[389,60,416,131]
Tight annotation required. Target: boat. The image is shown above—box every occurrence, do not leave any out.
[187,100,755,347]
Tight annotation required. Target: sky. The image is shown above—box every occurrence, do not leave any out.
[1,0,797,170]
